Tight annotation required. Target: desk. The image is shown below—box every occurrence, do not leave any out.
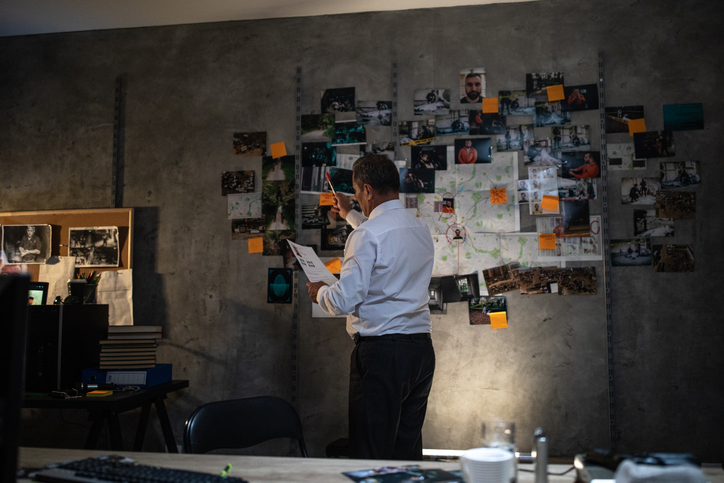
[23,380,189,452]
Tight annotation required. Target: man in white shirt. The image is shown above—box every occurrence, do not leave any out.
[306,155,435,460]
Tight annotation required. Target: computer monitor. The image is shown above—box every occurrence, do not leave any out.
[0,274,30,483]
[28,281,48,306]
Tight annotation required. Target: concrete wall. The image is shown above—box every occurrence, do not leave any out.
[2,0,722,461]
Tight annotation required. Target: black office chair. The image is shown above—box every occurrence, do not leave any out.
[183,396,309,457]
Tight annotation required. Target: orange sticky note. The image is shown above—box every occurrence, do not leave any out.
[539,233,556,250]
[320,193,335,206]
[324,257,342,274]
[547,84,565,102]
[542,194,559,211]
[490,188,507,205]
[490,311,508,329]
[248,237,263,253]
[482,98,499,114]
[628,118,646,136]
[270,142,287,159]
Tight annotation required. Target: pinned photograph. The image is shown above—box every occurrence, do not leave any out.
[518,267,559,295]
[633,130,675,159]
[524,140,561,166]
[322,223,352,251]
[610,239,653,267]
[399,120,436,146]
[482,262,521,295]
[414,89,450,115]
[634,209,674,237]
[605,106,645,134]
[364,141,396,160]
[399,168,435,193]
[262,230,295,256]
[262,180,295,231]
[228,193,261,219]
[468,296,507,325]
[435,110,469,135]
[222,171,255,195]
[441,198,455,214]
[455,272,480,300]
[411,145,447,170]
[526,72,564,98]
[302,142,336,167]
[558,178,597,200]
[517,180,531,204]
[660,161,701,189]
[607,143,646,170]
[653,244,694,272]
[498,89,536,116]
[68,226,119,268]
[469,111,506,135]
[301,205,328,229]
[301,114,335,142]
[535,101,571,127]
[546,125,590,151]
[459,67,486,104]
[267,268,293,303]
[231,218,265,240]
[321,87,355,113]
[455,138,492,164]
[496,124,533,151]
[561,200,591,237]
[560,84,599,111]
[332,121,366,146]
[262,155,294,182]
[663,103,704,131]
[558,267,597,295]
[327,168,355,194]
[233,132,267,156]
[560,151,601,179]
[656,191,695,219]
[621,177,661,205]
[2,224,52,265]
[356,100,392,126]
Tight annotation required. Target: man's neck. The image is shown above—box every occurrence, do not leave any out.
[367,192,399,215]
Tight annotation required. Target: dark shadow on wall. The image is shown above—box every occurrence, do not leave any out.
[132,207,167,329]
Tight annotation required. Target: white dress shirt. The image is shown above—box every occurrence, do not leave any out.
[317,199,435,338]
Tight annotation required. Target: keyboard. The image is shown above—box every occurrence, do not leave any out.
[33,455,248,483]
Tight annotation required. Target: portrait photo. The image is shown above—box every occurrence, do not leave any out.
[454,138,492,164]
[2,224,52,265]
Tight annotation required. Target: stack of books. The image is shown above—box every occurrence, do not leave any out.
[99,326,162,370]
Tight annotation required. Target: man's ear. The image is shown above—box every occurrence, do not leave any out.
[364,183,374,199]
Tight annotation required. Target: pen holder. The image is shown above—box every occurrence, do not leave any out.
[83,283,97,304]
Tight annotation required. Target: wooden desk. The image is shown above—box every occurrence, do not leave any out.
[23,380,189,452]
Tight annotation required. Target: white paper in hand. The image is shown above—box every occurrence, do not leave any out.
[287,241,338,286]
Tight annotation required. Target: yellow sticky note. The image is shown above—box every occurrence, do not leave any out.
[324,257,342,274]
[270,142,287,159]
[482,98,499,114]
[542,194,559,211]
[539,233,556,250]
[490,311,508,329]
[320,193,335,206]
[248,237,263,253]
[628,118,646,136]
[490,188,507,205]
[547,84,565,102]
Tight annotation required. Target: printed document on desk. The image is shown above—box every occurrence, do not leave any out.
[288,241,339,286]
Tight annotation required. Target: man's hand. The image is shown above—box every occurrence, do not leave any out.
[331,193,353,220]
[306,281,328,304]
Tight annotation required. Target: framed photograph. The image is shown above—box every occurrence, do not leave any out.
[1,224,52,265]
[610,239,653,267]
[267,268,293,303]
[232,132,267,156]
[68,226,120,267]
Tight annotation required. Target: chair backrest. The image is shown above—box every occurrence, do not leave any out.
[183,396,309,457]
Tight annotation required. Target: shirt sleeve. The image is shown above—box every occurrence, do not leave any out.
[316,228,376,316]
[345,210,367,229]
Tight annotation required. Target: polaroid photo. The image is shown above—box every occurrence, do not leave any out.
[435,110,469,135]
[222,171,255,195]
[399,168,435,193]
[621,177,661,205]
[2,224,52,265]
[232,132,267,156]
[469,111,507,135]
[498,89,536,116]
[560,151,601,179]
[267,268,293,303]
[302,142,336,167]
[68,226,119,268]
[399,120,436,146]
[468,296,508,325]
[653,244,694,272]
[228,193,262,219]
[663,103,704,131]
[607,143,646,170]
[231,218,265,240]
[454,138,492,164]
[560,84,599,112]
[332,121,366,146]
[558,178,597,201]
[660,161,701,189]
[262,230,295,256]
[534,101,571,127]
[558,267,597,295]
[526,72,564,99]
[301,114,335,142]
[414,89,450,116]
[656,191,695,219]
[605,105,645,134]
[634,131,675,159]
[356,100,392,126]
[459,67,486,105]
[262,155,294,182]
[610,239,653,267]
[411,145,447,170]
[633,209,674,237]
[495,124,533,152]
[262,180,295,231]
[321,87,355,113]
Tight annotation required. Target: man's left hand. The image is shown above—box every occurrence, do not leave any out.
[306,281,328,304]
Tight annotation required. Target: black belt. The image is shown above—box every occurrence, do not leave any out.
[354,333,431,344]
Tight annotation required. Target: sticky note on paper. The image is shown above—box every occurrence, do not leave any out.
[490,311,508,329]
[539,233,556,250]
[490,188,507,205]
[249,237,263,253]
[628,118,646,136]
[542,194,559,211]
[547,84,565,102]
[482,98,499,113]
[324,257,342,274]
[270,142,287,159]
[320,193,335,206]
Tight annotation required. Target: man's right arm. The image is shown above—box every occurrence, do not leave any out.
[332,193,366,229]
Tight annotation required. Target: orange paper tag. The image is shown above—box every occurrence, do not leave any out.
[542,194,559,211]
[539,233,556,250]
[628,118,646,136]
[320,193,335,206]
[490,188,507,204]
[324,257,342,274]
[270,142,287,159]
[547,84,565,102]
[482,98,499,114]
[248,237,263,253]
[490,311,508,329]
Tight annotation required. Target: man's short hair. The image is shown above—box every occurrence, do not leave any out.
[465,73,482,81]
[353,155,400,195]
